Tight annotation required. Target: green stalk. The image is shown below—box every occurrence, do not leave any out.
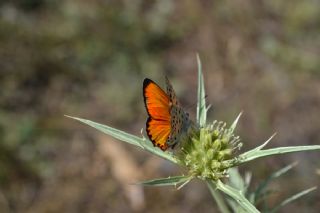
[215,180,260,213]
[207,180,231,213]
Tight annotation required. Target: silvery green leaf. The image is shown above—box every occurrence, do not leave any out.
[229,112,242,134]
[196,54,207,127]
[137,176,192,187]
[238,145,320,165]
[66,115,178,164]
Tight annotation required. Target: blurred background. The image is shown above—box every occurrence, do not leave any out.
[0,0,319,212]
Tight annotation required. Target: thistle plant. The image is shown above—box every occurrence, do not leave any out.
[67,55,320,212]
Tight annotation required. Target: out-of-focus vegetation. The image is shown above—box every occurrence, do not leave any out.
[0,0,319,212]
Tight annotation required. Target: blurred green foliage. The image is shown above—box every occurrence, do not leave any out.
[0,0,319,212]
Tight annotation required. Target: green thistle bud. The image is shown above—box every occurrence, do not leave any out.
[177,121,242,180]
[206,148,214,160]
[212,139,222,151]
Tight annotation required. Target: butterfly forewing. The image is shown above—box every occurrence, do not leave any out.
[143,79,171,150]
[143,79,171,121]
[143,77,191,151]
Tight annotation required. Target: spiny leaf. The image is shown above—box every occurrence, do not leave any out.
[229,112,242,134]
[137,176,192,187]
[66,115,143,147]
[238,145,320,165]
[242,133,276,157]
[252,133,277,151]
[66,115,178,163]
[196,54,207,127]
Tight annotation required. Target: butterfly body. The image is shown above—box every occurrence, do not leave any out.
[143,78,191,151]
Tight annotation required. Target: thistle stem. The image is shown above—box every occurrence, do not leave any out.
[207,180,231,213]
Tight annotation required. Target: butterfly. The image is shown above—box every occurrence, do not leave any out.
[143,77,191,151]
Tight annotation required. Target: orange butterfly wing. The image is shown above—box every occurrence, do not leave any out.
[143,78,171,150]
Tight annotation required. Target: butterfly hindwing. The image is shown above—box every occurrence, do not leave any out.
[146,117,170,150]
[164,77,190,147]
[167,105,190,146]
